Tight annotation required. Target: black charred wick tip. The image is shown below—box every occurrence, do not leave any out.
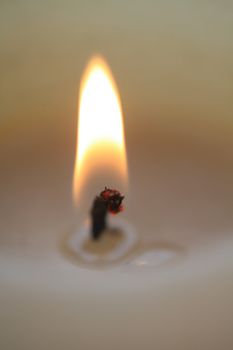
[90,188,125,240]
[90,196,108,240]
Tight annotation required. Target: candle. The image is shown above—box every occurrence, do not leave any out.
[1,1,233,348]
[67,56,138,267]
[1,54,232,349]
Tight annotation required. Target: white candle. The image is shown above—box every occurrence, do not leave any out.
[1,68,233,348]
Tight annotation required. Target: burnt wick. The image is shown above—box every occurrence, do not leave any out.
[90,187,124,240]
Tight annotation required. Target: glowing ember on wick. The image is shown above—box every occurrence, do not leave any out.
[73,55,128,240]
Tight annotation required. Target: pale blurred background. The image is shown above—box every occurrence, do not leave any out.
[0,1,233,350]
[1,0,233,136]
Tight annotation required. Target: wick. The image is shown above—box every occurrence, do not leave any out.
[90,187,124,240]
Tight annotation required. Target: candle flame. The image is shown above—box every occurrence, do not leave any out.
[73,55,128,203]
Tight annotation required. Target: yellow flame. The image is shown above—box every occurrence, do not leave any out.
[73,55,128,202]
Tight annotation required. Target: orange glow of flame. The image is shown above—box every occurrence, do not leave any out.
[73,55,128,203]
